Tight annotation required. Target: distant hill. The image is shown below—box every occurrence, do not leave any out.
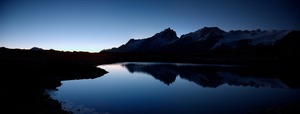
[30,47,44,51]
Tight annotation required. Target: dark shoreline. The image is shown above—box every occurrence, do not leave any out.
[2,61,107,114]
[1,48,107,114]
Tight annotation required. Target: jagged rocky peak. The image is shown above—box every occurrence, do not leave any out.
[193,27,226,36]
[127,38,139,43]
[152,27,178,40]
[180,27,226,40]
[103,26,298,53]
[199,27,226,33]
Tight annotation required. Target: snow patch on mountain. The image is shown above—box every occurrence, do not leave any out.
[219,72,289,88]
[180,27,225,41]
[213,30,291,49]
[249,30,290,45]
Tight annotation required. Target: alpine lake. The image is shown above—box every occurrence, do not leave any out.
[49,62,300,114]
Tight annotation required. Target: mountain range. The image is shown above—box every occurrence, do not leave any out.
[101,27,299,65]
[103,27,299,53]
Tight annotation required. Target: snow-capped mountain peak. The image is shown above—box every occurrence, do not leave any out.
[212,30,291,49]
[180,27,226,41]
[103,27,298,53]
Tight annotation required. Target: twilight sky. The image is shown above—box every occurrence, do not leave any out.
[0,0,299,52]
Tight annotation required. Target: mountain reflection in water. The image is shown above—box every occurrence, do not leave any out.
[52,62,300,114]
[122,62,291,88]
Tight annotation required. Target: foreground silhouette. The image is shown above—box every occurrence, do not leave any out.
[1,47,107,114]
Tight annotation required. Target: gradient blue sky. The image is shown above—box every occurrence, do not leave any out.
[1,0,299,52]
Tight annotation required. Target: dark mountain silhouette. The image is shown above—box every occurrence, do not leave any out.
[105,27,298,53]
[102,27,300,65]
[122,63,298,88]
[30,47,44,51]
[109,27,178,52]
[161,27,226,52]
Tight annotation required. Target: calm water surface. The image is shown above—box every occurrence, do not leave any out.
[50,62,300,114]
